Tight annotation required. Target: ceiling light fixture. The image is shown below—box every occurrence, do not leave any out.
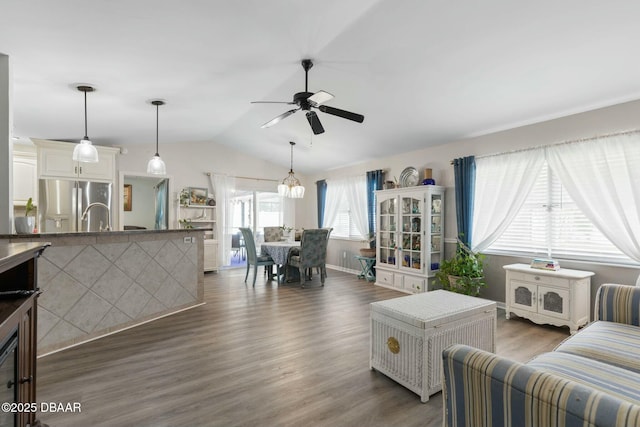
[72,85,99,163]
[278,141,305,198]
[147,100,167,175]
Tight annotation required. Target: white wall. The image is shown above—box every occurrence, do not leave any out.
[0,54,12,234]
[308,99,640,307]
[117,138,308,229]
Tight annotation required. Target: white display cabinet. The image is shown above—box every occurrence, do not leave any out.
[375,185,445,294]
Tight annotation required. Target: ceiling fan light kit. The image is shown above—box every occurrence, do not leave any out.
[278,141,305,199]
[252,59,364,135]
[72,85,99,163]
[147,99,167,175]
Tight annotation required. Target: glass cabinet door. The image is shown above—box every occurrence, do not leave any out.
[399,195,423,272]
[377,196,397,267]
[429,192,443,274]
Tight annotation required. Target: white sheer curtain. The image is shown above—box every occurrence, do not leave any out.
[346,175,369,239]
[471,148,545,252]
[546,133,640,262]
[323,175,368,239]
[213,174,236,267]
[323,178,346,230]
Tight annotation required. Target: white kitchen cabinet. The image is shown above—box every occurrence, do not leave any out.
[375,185,445,294]
[503,263,594,334]
[33,138,118,181]
[203,239,218,272]
[13,151,38,206]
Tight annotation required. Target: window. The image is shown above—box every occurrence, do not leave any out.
[332,197,361,238]
[324,175,368,240]
[489,162,632,264]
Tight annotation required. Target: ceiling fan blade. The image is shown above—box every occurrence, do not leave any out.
[261,108,299,128]
[306,111,325,135]
[318,105,364,123]
[307,90,334,107]
[251,101,296,104]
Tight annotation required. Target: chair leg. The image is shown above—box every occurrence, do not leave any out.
[299,267,305,288]
[252,265,258,287]
[321,265,326,286]
[244,263,250,283]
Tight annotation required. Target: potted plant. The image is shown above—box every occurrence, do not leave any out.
[15,197,36,234]
[280,225,294,242]
[435,239,486,296]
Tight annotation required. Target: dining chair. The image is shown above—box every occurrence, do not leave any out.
[263,226,283,242]
[239,227,275,287]
[263,226,282,276]
[231,232,242,260]
[287,228,330,288]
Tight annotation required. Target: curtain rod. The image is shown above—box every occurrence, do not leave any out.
[204,172,278,183]
[450,128,640,164]
[233,175,279,183]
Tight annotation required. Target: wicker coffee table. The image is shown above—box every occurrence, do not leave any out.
[370,290,496,402]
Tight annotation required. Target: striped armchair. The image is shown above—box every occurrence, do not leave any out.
[442,284,640,427]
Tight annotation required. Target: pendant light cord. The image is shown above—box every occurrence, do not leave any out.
[155,103,160,156]
[289,141,294,173]
[83,90,88,139]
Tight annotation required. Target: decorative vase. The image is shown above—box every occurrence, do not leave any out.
[422,168,436,185]
[15,217,35,234]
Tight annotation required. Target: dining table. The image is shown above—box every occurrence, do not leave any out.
[260,241,301,284]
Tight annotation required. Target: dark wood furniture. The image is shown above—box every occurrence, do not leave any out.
[0,242,49,427]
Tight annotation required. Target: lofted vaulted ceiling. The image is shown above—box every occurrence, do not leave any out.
[2,1,640,173]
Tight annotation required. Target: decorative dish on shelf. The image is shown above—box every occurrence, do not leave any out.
[399,167,419,187]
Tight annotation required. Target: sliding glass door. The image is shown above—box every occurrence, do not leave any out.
[227,190,284,267]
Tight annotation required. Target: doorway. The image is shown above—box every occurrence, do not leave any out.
[227,190,284,268]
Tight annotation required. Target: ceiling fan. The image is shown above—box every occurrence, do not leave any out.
[251,59,364,135]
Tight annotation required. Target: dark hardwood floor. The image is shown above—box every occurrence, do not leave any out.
[36,268,568,427]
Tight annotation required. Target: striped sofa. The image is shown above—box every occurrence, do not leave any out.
[442,283,640,427]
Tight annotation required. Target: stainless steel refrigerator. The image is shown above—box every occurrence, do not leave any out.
[38,179,113,233]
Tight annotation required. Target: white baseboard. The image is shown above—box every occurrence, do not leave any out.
[327,264,360,276]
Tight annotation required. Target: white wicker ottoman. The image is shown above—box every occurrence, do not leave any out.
[370,290,496,402]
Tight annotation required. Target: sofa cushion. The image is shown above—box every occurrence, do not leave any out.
[554,321,640,373]
[528,351,640,405]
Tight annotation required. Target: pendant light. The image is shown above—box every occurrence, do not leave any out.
[147,100,167,175]
[72,85,99,163]
[278,141,305,198]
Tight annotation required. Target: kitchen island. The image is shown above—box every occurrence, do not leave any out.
[0,229,206,355]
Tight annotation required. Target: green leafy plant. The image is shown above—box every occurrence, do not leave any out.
[280,225,294,233]
[179,189,190,207]
[435,239,486,296]
[24,197,35,217]
[178,218,194,229]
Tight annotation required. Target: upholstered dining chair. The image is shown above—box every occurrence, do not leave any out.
[263,226,283,242]
[239,227,275,287]
[287,228,330,288]
[263,226,283,276]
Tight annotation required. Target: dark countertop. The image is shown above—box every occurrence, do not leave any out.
[0,228,211,239]
[0,242,50,271]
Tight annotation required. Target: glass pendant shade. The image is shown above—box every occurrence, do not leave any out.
[74,85,99,163]
[147,154,166,175]
[278,141,305,198]
[147,100,166,175]
[72,138,99,163]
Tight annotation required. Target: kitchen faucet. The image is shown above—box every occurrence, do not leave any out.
[81,202,112,231]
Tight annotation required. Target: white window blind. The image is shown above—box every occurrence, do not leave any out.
[489,162,632,263]
[332,198,361,239]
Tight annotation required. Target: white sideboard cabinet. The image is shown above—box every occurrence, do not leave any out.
[503,263,594,334]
